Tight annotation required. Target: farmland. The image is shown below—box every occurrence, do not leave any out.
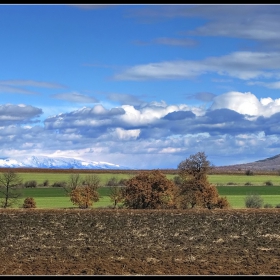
[5,185,280,209]
[1,169,280,275]
[0,208,280,275]
[1,168,280,186]
[1,169,280,209]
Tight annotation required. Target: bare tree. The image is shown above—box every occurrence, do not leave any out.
[0,170,23,208]
[109,186,123,208]
[64,173,81,195]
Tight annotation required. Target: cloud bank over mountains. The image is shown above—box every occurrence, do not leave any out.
[1,91,280,169]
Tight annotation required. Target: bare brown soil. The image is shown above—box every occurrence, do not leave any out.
[0,208,280,275]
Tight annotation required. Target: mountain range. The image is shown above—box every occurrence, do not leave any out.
[1,154,280,171]
[0,156,129,170]
[214,154,280,172]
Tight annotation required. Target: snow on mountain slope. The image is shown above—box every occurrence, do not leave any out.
[0,156,130,169]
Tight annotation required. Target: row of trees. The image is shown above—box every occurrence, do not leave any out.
[66,152,230,209]
[0,152,230,210]
[121,152,229,210]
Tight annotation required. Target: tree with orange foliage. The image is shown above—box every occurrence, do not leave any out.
[69,174,100,209]
[122,170,177,209]
[176,152,230,209]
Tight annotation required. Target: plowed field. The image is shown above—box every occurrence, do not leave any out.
[0,208,280,275]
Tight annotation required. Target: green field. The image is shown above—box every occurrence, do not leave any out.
[1,171,280,209]
[11,172,136,186]
[9,187,113,209]
[8,172,280,186]
[4,185,279,209]
[209,174,280,186]
[217,186,280,208]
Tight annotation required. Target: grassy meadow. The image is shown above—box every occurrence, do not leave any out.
[11,171,280,187]
[1,171,280,209]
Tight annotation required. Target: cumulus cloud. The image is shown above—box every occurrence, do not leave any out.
[210,91,280,118]
[114,127,140,140]
[163,110,195,120]
[210,92,261,116]
[0,104,43,125]
[2,92,280,168]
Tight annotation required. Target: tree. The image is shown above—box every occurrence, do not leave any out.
[69,174,101,209]
[84,174,101,188]
[176,152,230,209]
[64,173,81,194]
[70,186,99,209]
[0,170,23,208]
[178,151,212,181]
[122,170,177,209]
[108,186,124,208]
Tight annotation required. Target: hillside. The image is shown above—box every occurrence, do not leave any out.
[215,154,280,172]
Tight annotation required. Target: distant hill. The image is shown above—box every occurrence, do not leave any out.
[0,156,130,170]
[215,154,280,172]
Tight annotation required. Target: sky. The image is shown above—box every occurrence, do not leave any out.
[1,4,280,169]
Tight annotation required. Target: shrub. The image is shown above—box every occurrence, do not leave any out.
[244,182,252,186]
[216,197,231,209]
[264,180,273,186]
[43,180,49,187]
[53,181,67,188]
[22,197,36,208]
[244,193,263,208]
[275,204,280,208]
[227,182,236,185]
[245,169,254,176]
[106,177,119,187]
[173,175,183,186]
[264,203,273,208]
[24,180,37,188]
[118,178,128,186]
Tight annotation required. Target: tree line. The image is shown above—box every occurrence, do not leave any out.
[0,152,230,210]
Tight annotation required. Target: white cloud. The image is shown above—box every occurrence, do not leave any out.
[2,92,280,168]
[113,51,280,81]
[210,92,261,116]
[210,92,280,118]
[51,92,99,103]
[114,128,140,140]
[248,81,280,89]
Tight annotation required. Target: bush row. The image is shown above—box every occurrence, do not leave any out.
[22,177,128,188]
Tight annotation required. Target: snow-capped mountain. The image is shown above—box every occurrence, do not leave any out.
[0,156,130,170]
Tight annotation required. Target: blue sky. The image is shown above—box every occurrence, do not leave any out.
[1,4,280,169]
